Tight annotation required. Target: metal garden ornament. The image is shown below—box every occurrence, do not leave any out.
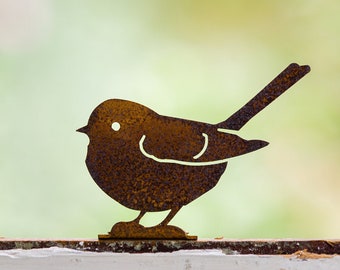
[77,63,310,240]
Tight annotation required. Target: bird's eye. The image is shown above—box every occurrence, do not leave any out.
[111,122,121,131]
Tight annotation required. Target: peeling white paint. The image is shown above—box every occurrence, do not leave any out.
[0,247,339,270]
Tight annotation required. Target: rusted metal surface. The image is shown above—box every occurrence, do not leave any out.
[220,63,311,130]
[0,239,339,254]
[77,63,310,240]
[100,222,197,240]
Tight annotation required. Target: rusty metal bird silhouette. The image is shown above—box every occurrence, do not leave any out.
[77,63,310,240]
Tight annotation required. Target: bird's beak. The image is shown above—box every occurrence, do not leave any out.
[76,125,89,134]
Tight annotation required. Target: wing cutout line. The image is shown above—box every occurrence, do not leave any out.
[193,133,208,159]
[139,134,229,167]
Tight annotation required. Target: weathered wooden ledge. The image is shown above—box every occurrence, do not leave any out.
[0,238,339,254]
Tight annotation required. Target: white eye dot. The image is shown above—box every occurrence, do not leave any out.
[111,122,121,131]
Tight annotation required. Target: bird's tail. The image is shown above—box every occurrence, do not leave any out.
[218,63,311,130]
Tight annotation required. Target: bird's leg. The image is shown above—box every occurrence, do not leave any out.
[131,210,146,224]
[159,207,182,226]
[104,206,196,240]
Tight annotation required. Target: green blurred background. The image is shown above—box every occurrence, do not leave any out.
[0,0,339,239]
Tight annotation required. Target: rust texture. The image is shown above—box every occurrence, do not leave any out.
[77,63,310,240]
[100,222,197,240]
[0,239,339,254]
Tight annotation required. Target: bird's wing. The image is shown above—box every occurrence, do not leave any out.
[139,117,268,166]
[140,133,216,166]
[195,128,269,163]
[140,117,208,163]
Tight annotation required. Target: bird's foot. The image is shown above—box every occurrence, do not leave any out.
[98,222,197,240]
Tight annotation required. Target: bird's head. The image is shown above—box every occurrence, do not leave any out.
[77,99,156,141]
